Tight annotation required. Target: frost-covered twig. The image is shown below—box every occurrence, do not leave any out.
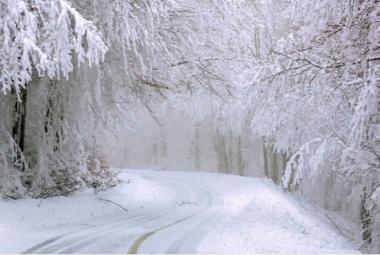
[98,198,128,213]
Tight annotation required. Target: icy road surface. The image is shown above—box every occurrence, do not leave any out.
[0,169,358,253]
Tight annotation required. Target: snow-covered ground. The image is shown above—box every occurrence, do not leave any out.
[0,169,358,253]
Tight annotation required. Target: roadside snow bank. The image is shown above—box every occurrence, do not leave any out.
[0,169,174,253]
[198,176,358,253]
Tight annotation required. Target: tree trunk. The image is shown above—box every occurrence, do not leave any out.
[263,139,269,177]
[11,88,28,171]
[361,187,372,245]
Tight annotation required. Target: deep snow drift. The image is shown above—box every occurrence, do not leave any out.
[0,169,358,253]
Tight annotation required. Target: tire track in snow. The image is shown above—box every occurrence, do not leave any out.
[22,181,183,254]
[22,173,229,254]
[165,189,225,253]
[22,203,174,253]
[127,190,211,254]
[57,180,200,253]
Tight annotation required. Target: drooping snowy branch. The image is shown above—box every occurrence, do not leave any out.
[0,0,107,97]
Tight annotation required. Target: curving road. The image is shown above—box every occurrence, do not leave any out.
[16,170,357,254]
[22,174,227,254]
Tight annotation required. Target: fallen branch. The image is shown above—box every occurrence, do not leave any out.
[98,198,128,213]
[3,193,17,200]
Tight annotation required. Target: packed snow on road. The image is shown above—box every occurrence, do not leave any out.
[0,169,358,253]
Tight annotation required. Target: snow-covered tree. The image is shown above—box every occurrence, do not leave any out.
[0,0,109,198]
[0,0,259,198]
[247,0,380,250]
[0,0,107,96]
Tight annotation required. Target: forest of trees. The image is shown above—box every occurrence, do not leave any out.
[0,0,379,252]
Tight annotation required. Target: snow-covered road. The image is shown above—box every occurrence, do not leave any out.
[0,169,358,253]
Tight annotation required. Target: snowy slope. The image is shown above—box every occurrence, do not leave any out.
[0,169,358,253]
[0,171,174,253]
[198,175,358,253]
